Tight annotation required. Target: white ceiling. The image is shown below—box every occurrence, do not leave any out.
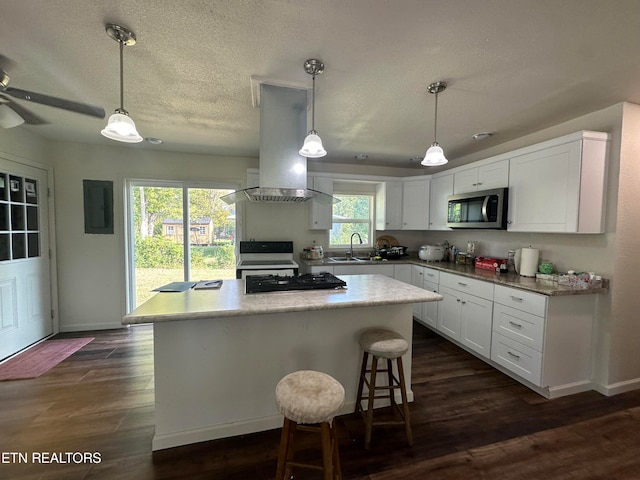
[2,0,640,168]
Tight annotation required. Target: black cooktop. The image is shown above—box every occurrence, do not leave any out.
[245,272,347,294]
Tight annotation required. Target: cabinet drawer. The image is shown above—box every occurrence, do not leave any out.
[493,303,544,351]
[491,333,542,386]
[494,284,547,317]
[422,267,440,283]
[439,272,494,299]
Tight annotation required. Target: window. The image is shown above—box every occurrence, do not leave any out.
[167,225,174,234]
[330,194,373,248]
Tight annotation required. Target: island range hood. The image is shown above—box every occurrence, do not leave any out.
[221,84,337,205]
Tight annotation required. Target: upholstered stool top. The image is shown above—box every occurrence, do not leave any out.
[359,328,409,359]
[276,370,345,424]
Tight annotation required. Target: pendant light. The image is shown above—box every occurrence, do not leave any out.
[101,24,143,143]
[299,59,327,158]
[421,81,448,166]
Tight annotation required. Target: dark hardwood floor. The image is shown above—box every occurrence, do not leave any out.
[1,321,639,480]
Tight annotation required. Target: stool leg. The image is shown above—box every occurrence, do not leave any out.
[387,358,396,409]
[364,355,379,450]
[396,356,413,447]
[275,417,291,480]
[354,351,369,414]
[320,422,333,480]
[330,419,342,480]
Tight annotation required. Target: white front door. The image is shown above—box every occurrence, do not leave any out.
[0,158,52,360]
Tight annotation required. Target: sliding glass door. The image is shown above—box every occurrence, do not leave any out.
[126,181,237,310]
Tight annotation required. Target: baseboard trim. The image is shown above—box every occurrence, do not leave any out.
[59,322,126,332]
[592,378,640,396]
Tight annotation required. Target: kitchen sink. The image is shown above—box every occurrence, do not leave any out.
[327,257,370,263]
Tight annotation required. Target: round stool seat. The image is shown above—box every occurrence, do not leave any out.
[359,328,408,359]
[276,370,345,424]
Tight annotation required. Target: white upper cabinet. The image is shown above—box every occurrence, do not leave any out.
[402,178,430,230]
[453,159,509,194]
[429,173,453,230]
[309,176,333,230]
[375,181,403,230]
[507,131,609,233]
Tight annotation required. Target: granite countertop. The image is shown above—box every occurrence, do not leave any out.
[123,274,442,325]
[300,253,609,297]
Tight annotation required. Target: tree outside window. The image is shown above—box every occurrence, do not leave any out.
[330,194,373,248]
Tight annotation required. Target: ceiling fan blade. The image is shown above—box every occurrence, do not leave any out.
[0,96,48,125]
[4,86,106,119]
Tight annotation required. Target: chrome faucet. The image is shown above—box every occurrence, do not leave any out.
[349,232,363,259]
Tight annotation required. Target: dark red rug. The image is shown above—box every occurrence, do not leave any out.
[0,337,94,381]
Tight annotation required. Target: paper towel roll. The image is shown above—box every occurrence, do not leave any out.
[519,248,539,277]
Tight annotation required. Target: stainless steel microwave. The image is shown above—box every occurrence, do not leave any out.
[446,187,508,229]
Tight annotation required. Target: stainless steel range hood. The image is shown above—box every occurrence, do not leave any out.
[221,84,337,205]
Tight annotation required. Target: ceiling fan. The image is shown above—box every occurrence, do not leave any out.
[0,55,106,128]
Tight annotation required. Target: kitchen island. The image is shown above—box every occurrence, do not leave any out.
[123,274,441,451]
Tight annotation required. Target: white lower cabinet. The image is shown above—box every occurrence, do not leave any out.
[411,265,425,320]
[437,285,493,359]
[437,272,494,359]
[393,263,412,284]
[421,279,439,329]
[490,284,594,395]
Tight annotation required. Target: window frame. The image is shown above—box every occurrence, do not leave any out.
[329,192,374,250]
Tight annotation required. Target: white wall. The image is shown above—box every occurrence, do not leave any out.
[48,141,256,331]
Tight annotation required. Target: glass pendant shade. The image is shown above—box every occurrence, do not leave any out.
[101,111,143,143]
[299,131,327,158]
[421,142,448,166]
[0,104,25,128]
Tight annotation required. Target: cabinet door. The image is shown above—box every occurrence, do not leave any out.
[402,179,430,230]
[436,285,461,340]
[309,177,333,230]
[421,280,439,329]
[393,263,412,284]
[508,141,581,232]
[453,168,479,194]
[477,160,509,191]
[411,265,424,320]
[429,174,453,230]
[375,181,403,230]
[460,293,494,359]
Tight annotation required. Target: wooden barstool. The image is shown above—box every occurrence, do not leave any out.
[354,328,412,449]
[275,370,345,480]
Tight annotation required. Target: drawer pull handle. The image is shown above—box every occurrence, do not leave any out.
[426,273,434,277]
[510,295,524,302]
[458,282,468,286]
[508,321,523,329]
[461,300,466,305]
[456,298,461,302]
[507,351,521,360]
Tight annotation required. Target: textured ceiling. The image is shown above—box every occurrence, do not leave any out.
[2,0,640,168]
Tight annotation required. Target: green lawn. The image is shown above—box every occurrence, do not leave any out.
[135,267,236,306]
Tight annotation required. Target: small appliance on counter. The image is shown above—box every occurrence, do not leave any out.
[377,245,408,259]
[419,245,446,262]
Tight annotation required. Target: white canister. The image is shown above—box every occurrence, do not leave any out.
[515,247,539,277]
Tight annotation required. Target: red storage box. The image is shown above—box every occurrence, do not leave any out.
[474,256,505,272]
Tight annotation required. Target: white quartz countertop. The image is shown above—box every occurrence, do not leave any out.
[123,274,442,325]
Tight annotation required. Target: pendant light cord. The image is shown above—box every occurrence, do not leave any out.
[311,73,316,132]
[433,90,438,143]
[119,39,125,111]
